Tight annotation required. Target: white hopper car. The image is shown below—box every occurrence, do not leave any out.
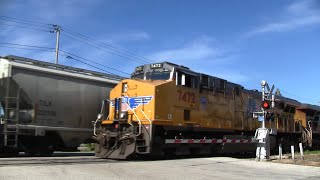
[0,55,123,156]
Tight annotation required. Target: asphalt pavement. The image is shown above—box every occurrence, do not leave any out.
[1,154,320,180]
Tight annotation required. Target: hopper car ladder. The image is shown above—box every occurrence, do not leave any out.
[3,83,20,148]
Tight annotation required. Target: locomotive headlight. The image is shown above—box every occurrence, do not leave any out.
[120,112,127,119]
[122,83,128,93]
[97,113,103,120]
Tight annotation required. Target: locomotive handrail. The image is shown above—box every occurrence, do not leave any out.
[140,109,152,142]
[94,100,110,136]
[93,117,99,136]
[93,114,109,136]
[124,102,142,136]
[307,120,313,138]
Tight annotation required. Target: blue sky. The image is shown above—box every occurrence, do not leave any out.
[0,0,319,105]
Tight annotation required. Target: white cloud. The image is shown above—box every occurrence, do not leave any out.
[27,0,104,21]
[0,27,56,61]
[246,0,320,36]
[99,31,151,45]
[213,71,248,83]
[148,36,222,63]
[0,0,149,76]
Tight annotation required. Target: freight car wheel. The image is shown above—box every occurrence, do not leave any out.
[39,150,54,157]
[24,147,54,157]
[0,148,19,157]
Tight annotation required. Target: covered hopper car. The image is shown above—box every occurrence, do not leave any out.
[94,62,320,159]
[0,55,123,156]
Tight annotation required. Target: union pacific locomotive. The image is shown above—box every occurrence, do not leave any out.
[94,62,320,159]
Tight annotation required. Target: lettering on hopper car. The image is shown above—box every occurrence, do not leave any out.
[37,99,57,117]
[37,110,57,116]
[177,90,196,103]
[39,99,52,107]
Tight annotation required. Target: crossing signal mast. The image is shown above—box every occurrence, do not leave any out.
[254,80,277,161]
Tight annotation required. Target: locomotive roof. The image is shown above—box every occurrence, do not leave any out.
[141,61,242,87]
[298,103,320,112]
[135,62,320,109]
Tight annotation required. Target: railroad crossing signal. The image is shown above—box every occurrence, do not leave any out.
[261,100,271,110]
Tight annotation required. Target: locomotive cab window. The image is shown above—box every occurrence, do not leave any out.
[131,73,144,79]
[146,71,171,80]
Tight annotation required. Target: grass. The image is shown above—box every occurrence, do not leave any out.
[78,143,95,152]
[303,150,320,155]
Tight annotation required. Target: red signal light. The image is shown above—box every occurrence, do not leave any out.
[261,100,271,110]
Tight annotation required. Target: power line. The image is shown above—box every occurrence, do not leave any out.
[61,53,120,76]
[0,16,51,26]
[0,45,55,52]
[2,16,156,65]
[0,42,54,50]
[61,33,147,64]
[60,49,131,76]
[62,29,150,63]
[0,42,130,76]
[62,27,155,63]
[0,23,52,32]
[0,18,52,29]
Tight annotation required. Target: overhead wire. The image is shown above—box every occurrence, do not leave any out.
[59,49,131,76]
[1,16,150,75]
[60,33,147,64]
[61,27,155,63]
[2,15,157,66]
[0,42,55,50]
[60,53,121,77]
[0,22,52,32]
[0,17,52,29]
[0,42,55,52]
[0,45,55,52]
[2,16,156,64]
[0,16,51,26]
[0,42,130,76]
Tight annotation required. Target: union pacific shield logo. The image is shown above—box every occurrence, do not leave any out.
[111,96,153,111]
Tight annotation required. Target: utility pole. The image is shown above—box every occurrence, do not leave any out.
[53,25,61,64]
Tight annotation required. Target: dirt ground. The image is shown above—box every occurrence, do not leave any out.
[271,154,320,167]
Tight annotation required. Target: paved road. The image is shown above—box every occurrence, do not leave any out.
[1,155,320,180]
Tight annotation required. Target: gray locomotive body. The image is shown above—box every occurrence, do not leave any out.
[0,55,122,156]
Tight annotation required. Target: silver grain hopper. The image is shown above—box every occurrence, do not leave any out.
[0,55,123,155]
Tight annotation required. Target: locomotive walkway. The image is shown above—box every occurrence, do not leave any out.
[0,154,320,179]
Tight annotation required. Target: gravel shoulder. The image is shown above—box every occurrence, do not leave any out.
[271,154,320,167]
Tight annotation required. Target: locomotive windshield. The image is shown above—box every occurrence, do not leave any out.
[146,71,171,80]
[131,73,144,79]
